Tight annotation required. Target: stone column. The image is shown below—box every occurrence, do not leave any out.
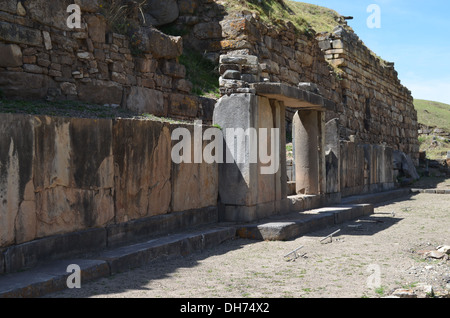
[293,110,319,195]
[213,93,285,222]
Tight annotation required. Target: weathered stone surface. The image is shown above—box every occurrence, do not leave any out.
[251,82,324,109]
[0,44,22,67]
[32,116,115,237]
[0,114,34,247]
[174,79,193,93]
[0,0,17,14]
[17,2,26,16]
[60,82,77,95]
[135,27,183,59]
[294,110,319,195]
[178,0,198,15]
[393,150,420,180]
[126,86,166,116]
[113,120,172,223]
[42,31,52,50]
[0,21,43,46]
[77,80,123,105]
[256,96,276,204]
[142,0,179,27]
[4,228,107,273]
[168,93,199,118]
[392,289,417,298]
[85,15,106,43]
[170,125,219,212]
[26,0,73,30]
[135,57,157,73]
[222,70,241,80]
[193,22,222,40]
[213,93,259,208]
[0,72,52,99]
[162,60,186,78]
[75,0,100,13]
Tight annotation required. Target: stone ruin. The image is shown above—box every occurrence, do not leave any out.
[0,0,420,274]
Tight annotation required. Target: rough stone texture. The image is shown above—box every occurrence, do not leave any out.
[0,72,54,100]
[0,114,34,247]
[195,3,419,163]
[393,150,420,181]
[340,142,395,197]
[0,21,43,46]
[85,15,106,43]
[126,87,166,116]
[143,0,179,27]
[75,0,100,13]
[213,93,287,222]
[170,125,219,212]
[213,93,258,208]
[0,4,196,120]
[135,27,183,59]
[0,113,219,252]
[168,93,199,119]
[0,44,22,67]
[293,110,319,195]
[113,120,172,223]
[26,0,73,30]
[77,80,124,105]
[32,116,115,238]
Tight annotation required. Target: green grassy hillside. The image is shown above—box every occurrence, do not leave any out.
[414,99,450,160]
[414,99,450,132]
[222,0,343,34]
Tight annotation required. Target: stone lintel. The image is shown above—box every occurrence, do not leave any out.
[250,82,332,110]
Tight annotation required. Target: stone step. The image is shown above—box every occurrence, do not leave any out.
[0,188,412,298]
[341,188,411,205]
[236,203,373,241]
[0,226,236,298]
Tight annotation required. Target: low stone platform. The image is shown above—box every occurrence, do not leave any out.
[410,188,450,194]
[0,188,414,298]
[236,203,373,241]
[0,226,236,298]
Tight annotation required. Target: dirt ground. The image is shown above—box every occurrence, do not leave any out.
[46,179,450,299]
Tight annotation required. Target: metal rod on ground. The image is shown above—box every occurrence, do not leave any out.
[284,246,304,260]
[320,229,341,242]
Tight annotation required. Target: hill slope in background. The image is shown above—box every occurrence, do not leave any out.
[220,0,345,33]
[414,99,450,133]
[414,99,450,160]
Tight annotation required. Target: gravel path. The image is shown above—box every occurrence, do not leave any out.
[45,192,450,298]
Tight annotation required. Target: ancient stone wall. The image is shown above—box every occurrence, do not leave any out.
[175,2,419,162]
[0,113,218,253]
[318,27,419,162]
[0,0,213,122]
[0,0,419,160]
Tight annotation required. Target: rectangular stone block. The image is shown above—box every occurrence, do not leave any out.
[106,207,218,247]
[0,113,34,247]
[4,228,107,273]
[170,123,219,212]
[168,93,199,118]
[0,21,43,46]
[0,44,22,67]
[126,86,166,116]
[113,119,172,223]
